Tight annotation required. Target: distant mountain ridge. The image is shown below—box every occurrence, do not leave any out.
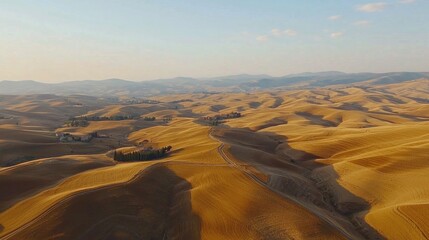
[1,72,428,97]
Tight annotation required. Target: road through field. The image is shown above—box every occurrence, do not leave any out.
[208,127,362,240]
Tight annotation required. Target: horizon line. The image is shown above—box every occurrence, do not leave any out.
[2,71,428,84]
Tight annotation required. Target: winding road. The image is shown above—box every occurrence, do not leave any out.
[208,127,362,240]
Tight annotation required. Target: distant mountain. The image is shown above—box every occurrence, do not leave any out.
[203,74,272,81]
[0,80,53,94]
[283,71,347,78]
[1,72,427,97]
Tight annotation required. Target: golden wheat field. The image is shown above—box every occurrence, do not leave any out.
[0,80,429,240]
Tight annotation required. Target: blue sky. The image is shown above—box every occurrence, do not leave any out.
[0,0,428,82]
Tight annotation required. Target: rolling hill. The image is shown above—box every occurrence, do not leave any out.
[1,72,428,97]
[0,76,428,239]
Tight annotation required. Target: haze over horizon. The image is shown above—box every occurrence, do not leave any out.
[0,71,427,84]
[1,0,428,83]
[1,2,429,239]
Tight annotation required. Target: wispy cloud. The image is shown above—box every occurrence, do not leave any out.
[328,15,342,21]
[354,20,371,26]
[399,0,415,3]
[357,2,388,12]
[271,28,297,37]
[271,29,283,36]
[330,32,344,38]
[256,35,269,42]
[284,29,297,36]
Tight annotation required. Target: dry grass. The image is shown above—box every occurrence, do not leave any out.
[1,82,428,239]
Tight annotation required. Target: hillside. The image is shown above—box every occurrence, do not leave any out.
[0,80,428,239]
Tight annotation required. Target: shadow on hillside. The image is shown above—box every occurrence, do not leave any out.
[249,101,262,109]
[296,112,338,127]
[0,141,115,167]
[251,117,288,132]
[368,95,406,104]
[212,126,383,239]
[10,164,201,240]
[269,97,284,108]
[0,157,113,212]
[408,96,429,104]
[335,101,429,122]
[209,104,227,112]
[338,102,369,112]
[177,109,202,118]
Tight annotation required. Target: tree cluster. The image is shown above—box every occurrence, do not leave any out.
[143,116,156,121]
[162,117,173,123]
[210,119,222,126]
[170,99,193,103]
[122,98,161,105]
[114,146,172,162]
[203,111,242,121]
[65,119,89,127]
[202,112,242,126]
[70,115,140,121]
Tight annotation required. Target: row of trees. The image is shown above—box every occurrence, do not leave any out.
[208,119,223,126]
[202,111,242,121]
[67,115,161,123]
[143,116,156,121]
[122,98,161,105]
[170,99,193,103]
[202,111,242,126]
[65,119,89,127]
[113,146,172,162]
[162,117,173,123]
[69,115,140,122]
